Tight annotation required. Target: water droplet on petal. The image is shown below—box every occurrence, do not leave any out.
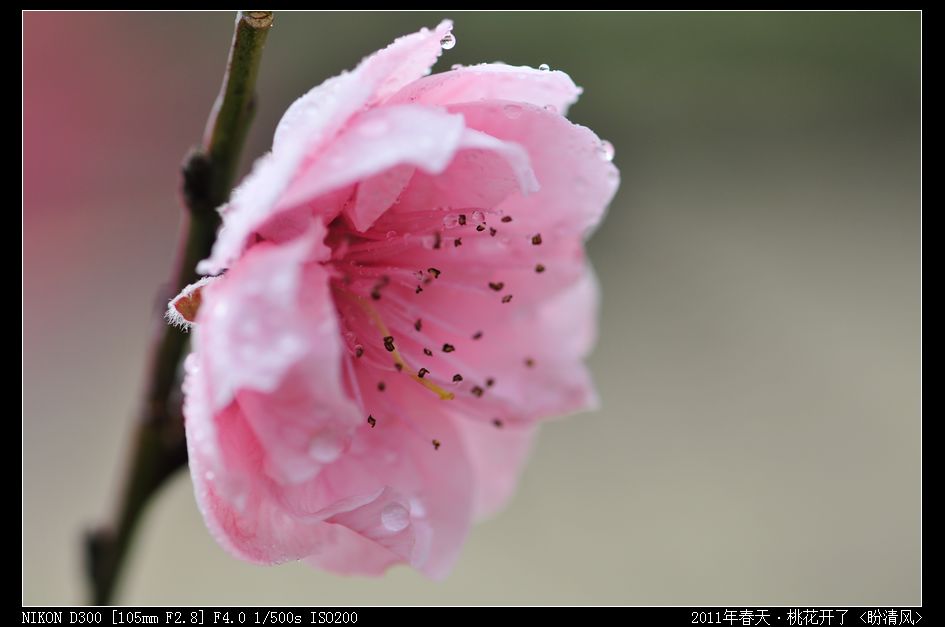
[204,470,215,481]
[439,31,456,50]
[599,140,615,162]
[308,431,345,463]
[538,63,550,71]
[381,503,410,532]
[385,230,398,240]
[471,210,485,224]
[503,104,523,119]
[442,214,459,228]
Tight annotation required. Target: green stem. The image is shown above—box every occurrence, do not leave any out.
[85,11,273,606]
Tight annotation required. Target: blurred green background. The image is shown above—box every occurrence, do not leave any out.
[23,11,920,604]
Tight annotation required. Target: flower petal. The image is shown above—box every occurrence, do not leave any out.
[453,418,538,520]
[450,100,620,237]
[388,62,582,115]
[200,20,454,275]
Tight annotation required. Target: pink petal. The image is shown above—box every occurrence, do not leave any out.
[388,62,582,115]
[195,221,334,410]
[184,352,473,575]
[200,21,454,275]
[279,105,466,229]
[450,100,620,238]
[453,418,538,520]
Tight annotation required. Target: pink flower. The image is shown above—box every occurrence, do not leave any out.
[171,20,619,578]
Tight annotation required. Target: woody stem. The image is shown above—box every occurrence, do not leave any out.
[84,11,273,606]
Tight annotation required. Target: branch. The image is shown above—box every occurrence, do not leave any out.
[85,11,273,606]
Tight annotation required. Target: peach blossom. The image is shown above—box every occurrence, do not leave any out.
[172,20,619,577]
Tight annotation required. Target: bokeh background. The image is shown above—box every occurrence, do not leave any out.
[24,11,920,605]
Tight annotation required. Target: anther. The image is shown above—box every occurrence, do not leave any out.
[489,282,504,291]
[442,343,455,353]
[532,234,542,245]
[367,415,376,428]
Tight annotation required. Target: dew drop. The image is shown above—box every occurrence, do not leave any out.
[381,503,410,532]
[385,230,398,240]
[308,432,344,463]
[503,104,523,119]
[471,210,485,223]
[538,63,550,71]
[599,140,615,162]
[439,31,456,50]
[442,214,460,228]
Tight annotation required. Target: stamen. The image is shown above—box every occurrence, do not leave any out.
[336,290,455,400]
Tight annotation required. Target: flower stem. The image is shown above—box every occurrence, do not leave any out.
[85,11,273,606]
